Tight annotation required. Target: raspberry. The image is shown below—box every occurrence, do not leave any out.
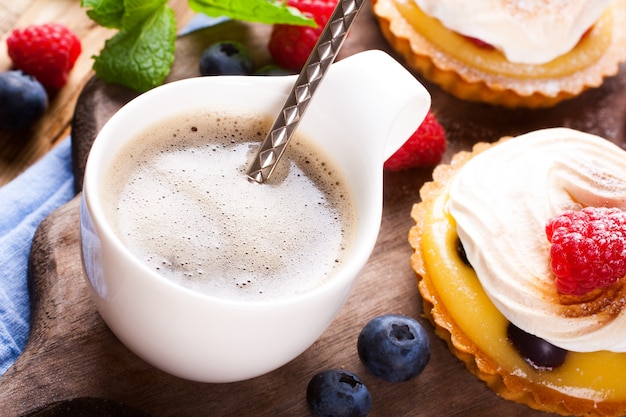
[7,23,81,89]
[546,207,626,295]
[383,111,447,171]
[268,0,337,70]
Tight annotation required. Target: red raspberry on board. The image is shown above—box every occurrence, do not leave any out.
[383,111,447,171]
[7,23,81,89]
[546,207,626,296]
[268,0,337,70]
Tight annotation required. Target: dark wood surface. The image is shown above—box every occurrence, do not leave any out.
[3,3,626,416]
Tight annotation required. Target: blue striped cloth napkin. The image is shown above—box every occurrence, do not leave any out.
[0,137,75,374]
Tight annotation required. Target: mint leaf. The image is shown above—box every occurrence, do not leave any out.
[189,0,315,26]
[92,5,176,92]
[83,0,316,92]
[81,0,125,28]
[121,0,169,29]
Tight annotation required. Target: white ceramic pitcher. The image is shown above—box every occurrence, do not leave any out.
[80,50,431,383]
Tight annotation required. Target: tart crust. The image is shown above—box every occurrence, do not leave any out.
[409,141,626,417]
[373,0,626,108]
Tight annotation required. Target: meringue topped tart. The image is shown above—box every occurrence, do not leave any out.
[413,0,610,65]
[410,128,626,416]
[372,0,626,107]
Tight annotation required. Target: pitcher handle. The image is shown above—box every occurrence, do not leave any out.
[312,50,431,161]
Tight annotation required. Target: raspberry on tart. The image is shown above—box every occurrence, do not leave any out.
[546,207,626,296]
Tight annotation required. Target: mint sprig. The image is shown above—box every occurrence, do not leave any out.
[82,0,124,28]
[82,0,315,92]
[188,0,314,25]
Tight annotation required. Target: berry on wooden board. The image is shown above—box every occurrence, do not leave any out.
[7,23,81,89]
[306,369,372,417]
[384,111,446,171]
[0,71,48,131]
[268,0,338,70]
[357,314,430,382]
[199,41,255,76]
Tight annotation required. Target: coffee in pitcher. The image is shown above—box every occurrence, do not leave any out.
[100,108,358,301]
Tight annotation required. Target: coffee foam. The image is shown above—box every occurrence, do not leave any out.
[102,110,357,301]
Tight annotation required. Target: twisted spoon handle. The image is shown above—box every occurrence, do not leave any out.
[246,0,366,183]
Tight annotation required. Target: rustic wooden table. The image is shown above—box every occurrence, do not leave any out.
[0,0,195,186]
[2,1,626,417]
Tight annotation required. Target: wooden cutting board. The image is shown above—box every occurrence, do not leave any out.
[3,3,626,416]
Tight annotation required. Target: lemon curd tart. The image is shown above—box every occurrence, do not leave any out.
[409,128,626,416]
[372,0,626,108]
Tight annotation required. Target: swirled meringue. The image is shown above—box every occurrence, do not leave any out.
[448,128,626,352]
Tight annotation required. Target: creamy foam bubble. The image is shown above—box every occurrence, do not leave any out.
[102,110,357,301]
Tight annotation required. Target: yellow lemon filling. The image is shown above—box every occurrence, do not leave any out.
[394,0,613,79]
[421,185,626,403]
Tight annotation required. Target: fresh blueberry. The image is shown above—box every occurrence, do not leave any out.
[507,322,567,370]
[306,369,372,417]
[199,41,254,76]
[357,314,430,382]
[0,70,48,131]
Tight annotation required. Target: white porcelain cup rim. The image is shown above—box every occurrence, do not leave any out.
[80,50,431,382]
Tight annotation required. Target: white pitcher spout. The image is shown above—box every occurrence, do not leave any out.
[310,50,431,162]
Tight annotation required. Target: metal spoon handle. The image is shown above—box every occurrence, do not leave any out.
[246,0,365,183]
